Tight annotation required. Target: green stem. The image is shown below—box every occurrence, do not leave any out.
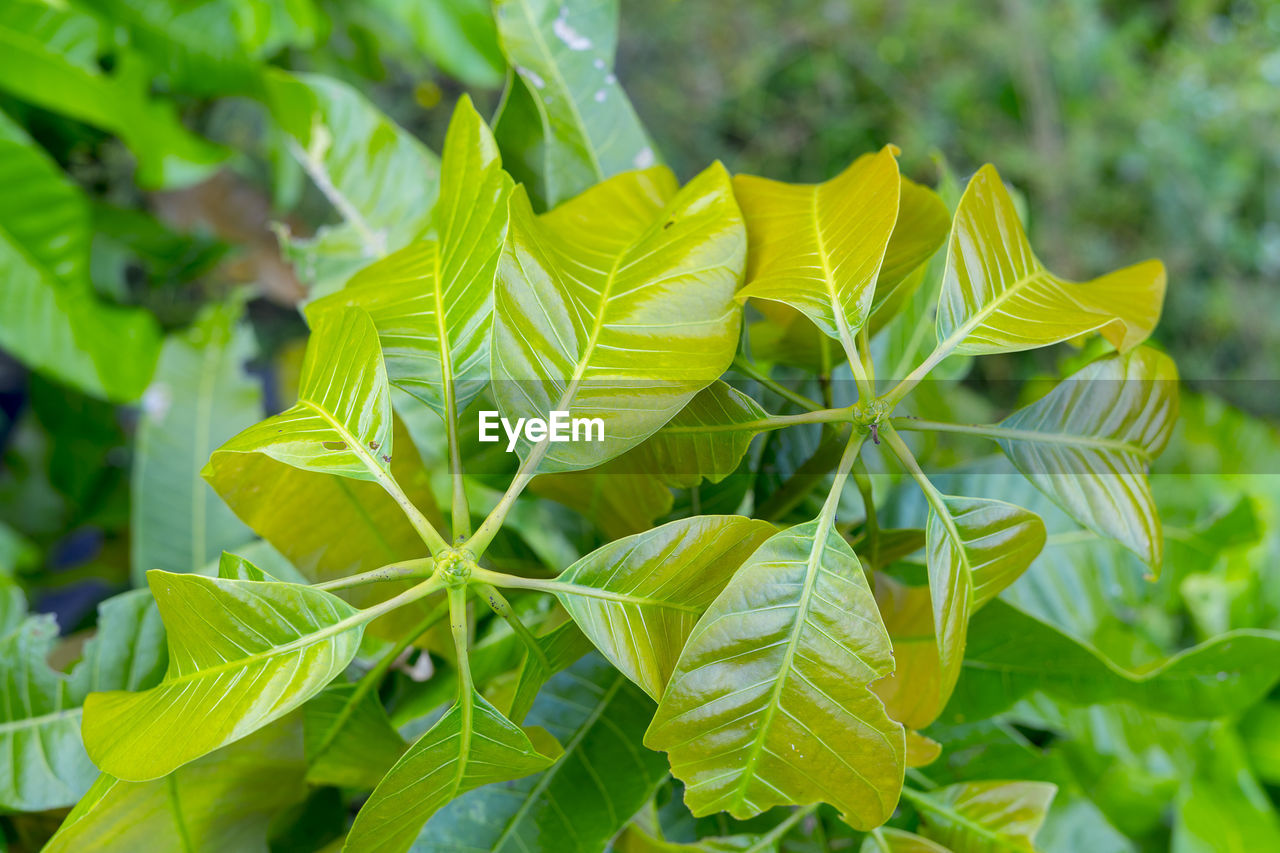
[891,417,1150,458]
[448,585,474,696]
[475,583,551,673]
[880,423,952,525]
[469,566,701,612]
[870,827,891,853]
[733,356,823,413]
[660,408,852,435]
[820,430,865,524]
[370,463,451,554]
[313,558,434,592]
[852,458,879,568]
[857,322,875,391]
[750,804,818,851]
[447,416,471,543]
[838,324,873,403]
[465,436,552,557]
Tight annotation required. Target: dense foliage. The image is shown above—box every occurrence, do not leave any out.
[1,2,1279,852]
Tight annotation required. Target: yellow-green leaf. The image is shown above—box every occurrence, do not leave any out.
[554,515,774,699]
[938,164,1164,356]
[344,690,560,853]
[493,164,746,472]
[308,95,512,423]
[996,347,1178,570]
[214,307,391,482]
[734,147,900,347]
[82,571,363,781]
[645,521,905,828]
[909,780,1057,853]
[925,495,1045,708]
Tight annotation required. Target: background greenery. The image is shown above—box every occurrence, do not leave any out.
[1,0,1278,850]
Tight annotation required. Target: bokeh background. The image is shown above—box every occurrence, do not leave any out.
[1,1,1279,847]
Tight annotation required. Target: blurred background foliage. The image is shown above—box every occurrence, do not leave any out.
[1,0,1279,849]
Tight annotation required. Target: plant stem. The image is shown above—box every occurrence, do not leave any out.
[819,429,865,525]
[838,324,874,403]
[857,322,875,391]
[465,436,552,557]
[475,583,551,673]
[660,408,852,435]
[891,417,1148,457]
[369,462,451,554]
[469,566,701,612]
[448,584,474,696]
[356,575,446,626]
[733,355,823,413]
[313,558,435,592]
[751,804,819,851]
[879,423,951,523]
[852,458,879,567]
[447,414,471,543]
[878,343,950,410]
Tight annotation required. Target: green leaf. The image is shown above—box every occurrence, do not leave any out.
[492,0,657,209]
[925,495,1045,706]
[0,589,164,811]
[266,70,441,296]
[82,571,364,780]
[946,599,1280,723]
[0,1,226,187]
[88,0,319,97]
[734,147,901,346]
[44,716,308,853]
[554,515,774,699]
[937,164,1164,357]
[908,780,1057,852]
[0,126,160,401]
[131,302,262,584]
[309,95,512,422]
[214,307,391,482]
[530,452,678,539]
[1173,727,1280,852]
[645,520,905,828]
[356,0,504,88]
[422,654,669,853]
[303,682,406,789]
[345,690,560,853]
[996,347,1178,570]
[493,165,746,472]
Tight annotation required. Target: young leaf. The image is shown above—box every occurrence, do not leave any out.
[265,70,441,296]
[554,515,774,699]
[44,716,308,853]
[947,599,1280,722]
[493,0,658,209]
[82,571,364,780]
[303,683,406,789]
[214,307,391,482]
[422,655,669,853]
[0,125,160,401]
[734,147,900,347]
[937,164,1164,357]
[925,495,1045,708]
[871,573,944,730]
[131,302,261,585]
[645,521,905,829]
[868,177,951,336]
[909,780,1057,852]
[492,164,746,471]
[345,690,560,853]
[996,347,1178,570]
[308,95,513,422]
